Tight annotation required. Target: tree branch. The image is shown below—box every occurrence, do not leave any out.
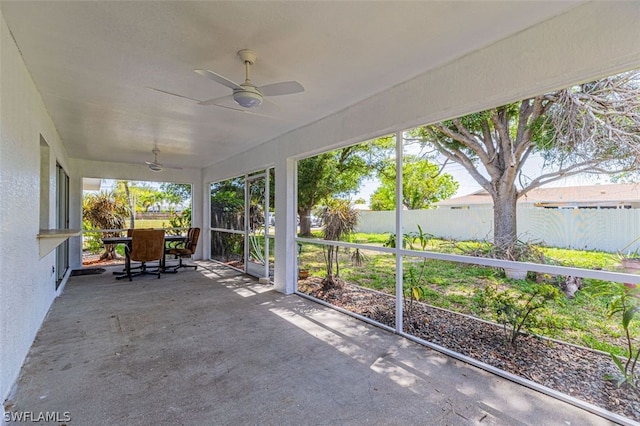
[431,122,491,165]
[427,131,492,192]
[480,118,496,161]
[519,160,637,197]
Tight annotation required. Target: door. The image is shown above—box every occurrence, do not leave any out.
[245,172,270,280]
[55,163,69,288]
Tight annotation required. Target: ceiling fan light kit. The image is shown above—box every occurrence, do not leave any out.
[234,86,263,108]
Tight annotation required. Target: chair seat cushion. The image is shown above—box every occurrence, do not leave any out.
[167,248,192,256]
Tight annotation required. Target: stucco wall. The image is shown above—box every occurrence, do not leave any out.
[0,12,71,403]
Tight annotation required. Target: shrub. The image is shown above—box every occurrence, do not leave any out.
[606,284,639,387]
[474,283,561,349]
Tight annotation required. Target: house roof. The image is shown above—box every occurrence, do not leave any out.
[436,183,640,208]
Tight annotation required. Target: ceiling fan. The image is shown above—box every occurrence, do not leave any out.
[145,148,182,172]
[195,49,304,108]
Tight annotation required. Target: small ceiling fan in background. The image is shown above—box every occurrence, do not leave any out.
[145,148,182,172]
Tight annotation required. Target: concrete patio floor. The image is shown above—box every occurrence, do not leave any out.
[4,262,616,425]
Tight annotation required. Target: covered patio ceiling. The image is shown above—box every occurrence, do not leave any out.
[0,1,583,170]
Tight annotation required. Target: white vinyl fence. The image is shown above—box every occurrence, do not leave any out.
[356,207,640,253]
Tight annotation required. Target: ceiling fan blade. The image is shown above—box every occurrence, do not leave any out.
[198,95,234,106]
[259,81,304,97]
[195,95,274,117]
[148,87,200,103]
[195,69,243,90]
[212,103,276,118]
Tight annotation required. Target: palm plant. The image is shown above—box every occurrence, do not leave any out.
[320,199,359,289]
[82,191,130,260]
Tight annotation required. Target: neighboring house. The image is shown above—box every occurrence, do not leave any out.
[436,183,640,210]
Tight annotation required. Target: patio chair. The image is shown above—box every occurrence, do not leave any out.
[165,227,200,271]
[118,229,165,281]
[112,228,149,276]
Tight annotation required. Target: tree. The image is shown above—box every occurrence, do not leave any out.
[297,137,393,236]
[161,182,191,202]
[82,191,130,260]
[161,183,192,211]
[370,155,459,210]
[114,180,134,229]
[210,178,245,229]
[210,178,245,259]
[412,71,640,253]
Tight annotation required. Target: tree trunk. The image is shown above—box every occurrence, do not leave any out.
[298,207,312,237]
[100,245,119,260]
[123,181,135,229]
[492,188,518,251]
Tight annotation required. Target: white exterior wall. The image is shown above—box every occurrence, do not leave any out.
[202,2,640,294]
[0,12,72,403]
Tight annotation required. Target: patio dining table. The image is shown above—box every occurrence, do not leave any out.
[102,234,186,274]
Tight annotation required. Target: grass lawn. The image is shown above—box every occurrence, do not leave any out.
[298,233,638,357]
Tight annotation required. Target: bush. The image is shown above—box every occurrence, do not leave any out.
[474,283,561,349]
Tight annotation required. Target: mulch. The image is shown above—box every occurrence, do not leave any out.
[82,254,125,266]
[298,277,640,422]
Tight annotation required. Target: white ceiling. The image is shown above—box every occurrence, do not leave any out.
[1,1,582,170]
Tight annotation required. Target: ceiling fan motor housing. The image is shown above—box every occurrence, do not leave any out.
[233,85,263,108]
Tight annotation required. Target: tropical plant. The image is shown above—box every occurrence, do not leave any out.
[605,284,639,387]
[404,283,427,320]
[82,191,130,260]
[383,233,410,249]
[403,226,432,319]
[166,207,192,235]
[320,199,359,288]
[350,247,368,267]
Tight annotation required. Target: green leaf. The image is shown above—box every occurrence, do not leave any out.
[411,286,424,301]
[610,353,625,373]
[622,305,640,329]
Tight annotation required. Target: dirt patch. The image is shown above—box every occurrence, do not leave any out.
[299,277,640,422]
[82,254,125,266]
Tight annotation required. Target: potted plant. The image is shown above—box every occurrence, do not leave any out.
[298,268,310,280]
[620,254,640,274]
[618,237,640,274]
